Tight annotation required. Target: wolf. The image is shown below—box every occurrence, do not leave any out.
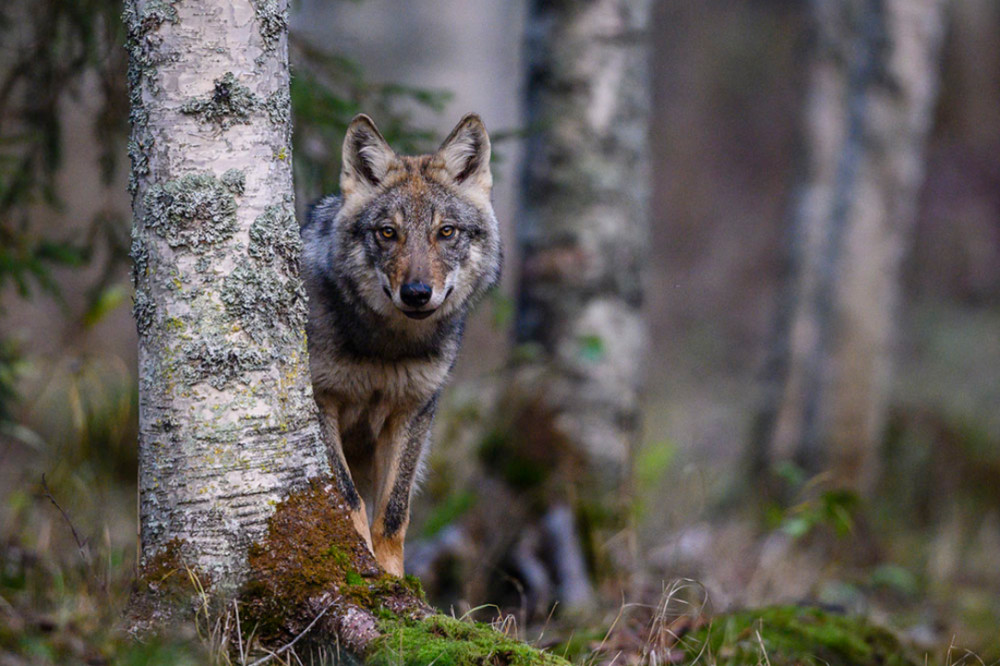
[299,113,501,576]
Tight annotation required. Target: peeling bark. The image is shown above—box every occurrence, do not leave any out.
[752,0,947,496]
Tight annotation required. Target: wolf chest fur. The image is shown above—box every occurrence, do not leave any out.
[299,113,501,576]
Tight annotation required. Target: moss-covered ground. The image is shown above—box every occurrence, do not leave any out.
[371,615,569,666]
[674,605,921,666]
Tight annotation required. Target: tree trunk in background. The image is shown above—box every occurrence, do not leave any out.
[751,0,946,497]
[491,0,651,609]
[124,2,567,662]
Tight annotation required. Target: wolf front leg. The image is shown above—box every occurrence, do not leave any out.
[371,396,437,576]
[315,395,374,553]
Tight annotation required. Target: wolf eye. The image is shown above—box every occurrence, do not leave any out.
[378,226,397,240]
[439,225,456,239]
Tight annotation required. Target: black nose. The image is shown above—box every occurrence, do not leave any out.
[400,281,432,307]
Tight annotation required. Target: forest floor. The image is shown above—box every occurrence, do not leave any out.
[2,302,999,664]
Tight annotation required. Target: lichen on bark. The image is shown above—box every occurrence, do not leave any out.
[132,288,156,336]
[180,72,258,129]
[123,0,179,195]
[143,173,239,251]
[251,0,288,53]
[262,88,291,127]
[248,202,302,268]
[221,261,306,345]
[221,168,246,195]
[182,341,267,390]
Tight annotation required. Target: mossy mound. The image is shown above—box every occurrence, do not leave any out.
[680,605,920,666]
[241,481,408,641]
[370,615,569,666]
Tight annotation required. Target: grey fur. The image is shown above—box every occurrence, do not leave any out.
[299,114,501,562]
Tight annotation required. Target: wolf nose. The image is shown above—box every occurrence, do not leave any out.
[400,281,432,307]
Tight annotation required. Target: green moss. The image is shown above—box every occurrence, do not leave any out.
[678,606,920,666]
[180,72,258,129]
[240,481,423,643]
[133,538,211,609]
[143,173,238,251]
[324,545,351,568]
[241,484,562,661]
[370,615,569,666]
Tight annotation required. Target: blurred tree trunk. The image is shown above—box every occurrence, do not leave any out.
[483,0,651,611]
[751,0,946,497]
[124,1,566,662]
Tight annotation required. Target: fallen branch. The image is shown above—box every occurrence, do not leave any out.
[40,473,90,564]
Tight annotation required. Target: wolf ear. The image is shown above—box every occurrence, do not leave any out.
[435,113,492,195]
[341,114,398,199]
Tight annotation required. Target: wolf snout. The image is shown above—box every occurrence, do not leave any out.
[400,281,433,307]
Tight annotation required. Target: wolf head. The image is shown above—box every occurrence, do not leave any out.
[330,113,501,325]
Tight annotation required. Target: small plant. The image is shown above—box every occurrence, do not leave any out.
[765,463,862,540]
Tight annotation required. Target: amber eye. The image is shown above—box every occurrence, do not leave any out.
[439,225,456,239]
[379,226,397,240]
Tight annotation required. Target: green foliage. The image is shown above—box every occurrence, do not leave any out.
[576,334,606,362]
[478,428,549,491]
[289,37,450,205]
[868,564,919,598]
[636,439,678,490]
[632,438,677,520]
[0,0,131,424]
[488,290,516,331]
[421,490,476,538]
[0,482,208,665]
[763,462,862,540]
[778,488,860,539]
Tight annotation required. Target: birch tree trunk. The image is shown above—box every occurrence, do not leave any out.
[751,0,947,497]
[488,0,651,608]
[124,1,568,661]
[126,0,329,592]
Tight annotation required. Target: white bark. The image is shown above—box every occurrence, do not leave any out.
[754,0,946,494]
[126,0,328,587]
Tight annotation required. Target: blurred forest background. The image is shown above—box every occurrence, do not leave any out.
[2,0,999,663]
